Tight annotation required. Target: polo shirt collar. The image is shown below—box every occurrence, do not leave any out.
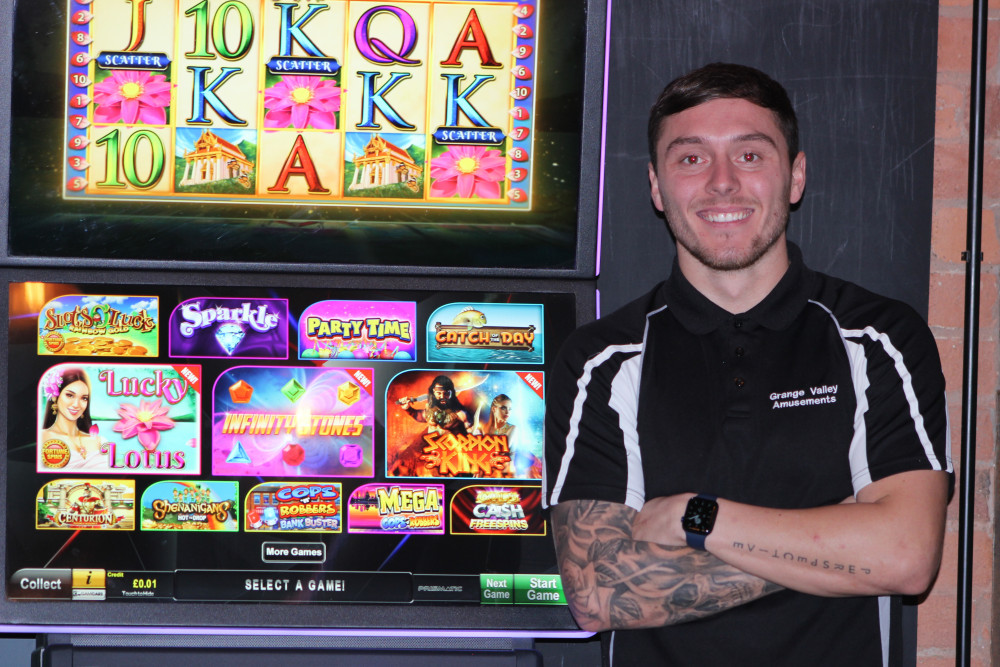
[660,242,815,334]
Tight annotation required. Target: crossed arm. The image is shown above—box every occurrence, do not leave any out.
[631,469,950,598]
[552,469,949,632]
[549,498,781,632]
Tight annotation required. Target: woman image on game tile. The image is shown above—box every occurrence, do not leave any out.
[40,367,101,464]
[481,393,542,479]
[474,394,516,477]
[481,394,516,441]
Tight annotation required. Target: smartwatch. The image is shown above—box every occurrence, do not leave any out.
[681,494,718,551]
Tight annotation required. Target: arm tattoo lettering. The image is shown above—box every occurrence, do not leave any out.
[731,542,872,575]
[551,499,781,631]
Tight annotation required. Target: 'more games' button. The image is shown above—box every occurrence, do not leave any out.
[10,569,73,599]
[261,542,327,564]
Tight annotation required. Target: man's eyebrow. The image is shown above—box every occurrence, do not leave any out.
[663,132,779,155]
[663,136,703,154]
[732,132,779,148]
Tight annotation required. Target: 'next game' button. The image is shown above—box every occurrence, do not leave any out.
[480,573,514,604]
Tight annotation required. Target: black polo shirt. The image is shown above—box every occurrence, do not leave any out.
[544,244,951,666]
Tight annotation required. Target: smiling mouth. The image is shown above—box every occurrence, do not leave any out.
[699,209,753,223]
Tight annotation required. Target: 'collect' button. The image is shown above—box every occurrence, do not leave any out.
[10,569,73,599]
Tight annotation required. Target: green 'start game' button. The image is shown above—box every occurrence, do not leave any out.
[513,574,566,605]
[480,574,514,604]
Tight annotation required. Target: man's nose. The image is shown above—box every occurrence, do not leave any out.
[706,159,739,196]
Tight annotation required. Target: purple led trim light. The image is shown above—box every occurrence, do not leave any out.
[0,625,593,639]
[595,0,613,277]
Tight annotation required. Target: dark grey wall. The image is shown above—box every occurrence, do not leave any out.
[596,0,939,317]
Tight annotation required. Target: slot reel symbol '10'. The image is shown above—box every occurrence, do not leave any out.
[94,130,166,190]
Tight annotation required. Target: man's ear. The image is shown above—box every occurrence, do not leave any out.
[790,151,806,205]
[648,162,665,212]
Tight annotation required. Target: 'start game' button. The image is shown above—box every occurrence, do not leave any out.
[513,574,566,605]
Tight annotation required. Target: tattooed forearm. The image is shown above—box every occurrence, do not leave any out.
[731,541,872,575]
[551,499,781,632]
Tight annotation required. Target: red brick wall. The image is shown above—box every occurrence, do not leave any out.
[921,2,999,664]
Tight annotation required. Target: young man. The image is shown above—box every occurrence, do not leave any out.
[543,63,951,666]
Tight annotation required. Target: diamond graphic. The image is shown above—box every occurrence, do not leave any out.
[339,443,363,468]
[229,379,254,403]
[282,443,305,466]
[338,381,360,406]
[215,323,246,355]
[226,441,252,464]
[282,379,306,402]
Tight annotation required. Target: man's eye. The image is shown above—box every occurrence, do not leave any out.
[740,152,759,162]
[681,155,701,165]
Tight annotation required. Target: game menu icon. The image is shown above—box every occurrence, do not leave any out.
[37,363,201,475]
[212,366,375,477]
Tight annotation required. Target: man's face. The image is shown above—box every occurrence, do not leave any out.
[648,97,806,272]
[432,384,452,408]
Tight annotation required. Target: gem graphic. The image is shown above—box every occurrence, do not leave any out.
[338,381,360,406]
[282,443,305,466]
[229,380,254,403]
[339,443,363,468]
[215,323,246,355]
[225,441,252,464]
[282,379,306,402]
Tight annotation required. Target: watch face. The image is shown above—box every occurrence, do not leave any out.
[682,496,718,535]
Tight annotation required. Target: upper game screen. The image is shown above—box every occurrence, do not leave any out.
[4,0,606,274]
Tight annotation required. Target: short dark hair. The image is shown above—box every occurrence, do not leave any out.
[647,63,799,168]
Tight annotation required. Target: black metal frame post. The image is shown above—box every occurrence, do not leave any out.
[956,0,987,664]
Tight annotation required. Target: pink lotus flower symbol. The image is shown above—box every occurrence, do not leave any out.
[264,75,342,129]
[92,70,171,125]
[112,399,175,451]
[429,145,506,199]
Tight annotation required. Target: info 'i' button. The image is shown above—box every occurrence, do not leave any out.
[480,573,514,604]
[72,569,106,601]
